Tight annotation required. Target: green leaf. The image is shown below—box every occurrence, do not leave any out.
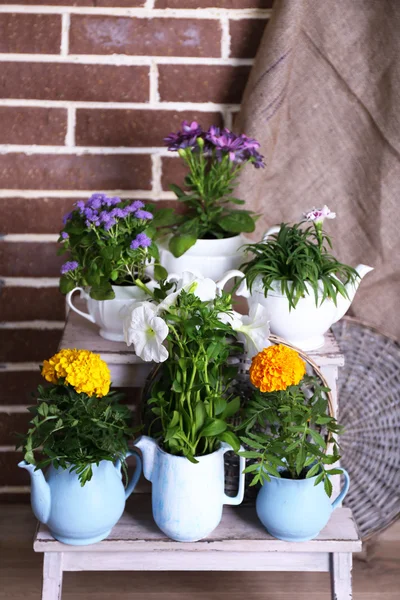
[154,264,168,281]
[199,419,227,438]
[219,211,256,234]
[90,284,115,301]
[218,430,240,452]
[305,463,320,478]
[324,476,333,497]
[221,396,240,419]
[59,276,76,295]
[168,233,197,258]
[194,402,206,432]
[152,207,177,227]
[308,429,327,449]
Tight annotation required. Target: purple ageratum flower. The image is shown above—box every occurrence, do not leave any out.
[102,195,121,207]
[61,232,69,239]
[62,211,73,225]
[104,219,116,231]
[61,261,79,275]
[135,210,153,220]
[164,120,204,151]
[130,233,152,250]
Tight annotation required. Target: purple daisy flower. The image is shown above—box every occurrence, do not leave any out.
[164,120,204,151]
[135,210,153,220]
[60,261,79,275]
[130,232,152,250]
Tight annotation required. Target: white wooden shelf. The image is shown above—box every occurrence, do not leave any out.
[34,494,361,599]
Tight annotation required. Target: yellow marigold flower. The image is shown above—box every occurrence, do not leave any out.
[249,344,306,393]
[41,349,111,397]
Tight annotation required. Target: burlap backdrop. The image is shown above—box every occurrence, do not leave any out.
[235,0,400,340]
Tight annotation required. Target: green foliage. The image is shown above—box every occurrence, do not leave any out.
[17,384,134,486]
[156,144,258,257]
[238,375,343,496]
[59,200,161,301]
[241,222,359,310]
[144,290,241,461]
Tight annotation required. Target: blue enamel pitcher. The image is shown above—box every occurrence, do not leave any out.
[19,450,141,545]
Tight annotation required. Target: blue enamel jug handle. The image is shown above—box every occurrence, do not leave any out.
[115,450,142,500]
[331,468,350,510]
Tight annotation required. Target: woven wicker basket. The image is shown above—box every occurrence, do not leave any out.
[224,335,335,502]
[332,317,400,540]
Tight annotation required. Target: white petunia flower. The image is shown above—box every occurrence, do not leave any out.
[220,303,271,358]
[158,271,218,312]
[303,205,336,224]
[124,302,169,363]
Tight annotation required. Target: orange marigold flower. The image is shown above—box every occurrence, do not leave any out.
[249,344,306,393]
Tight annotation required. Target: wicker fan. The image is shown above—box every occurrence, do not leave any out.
[332,317,400,540]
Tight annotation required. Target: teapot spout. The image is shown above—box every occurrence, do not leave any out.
[18,461,51,524]
[133,436,157,483]
[334,264,374,323]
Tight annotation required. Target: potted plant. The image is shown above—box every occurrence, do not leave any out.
[239,343,350,542]
[59,193,166,341]
[154,121,264,281]
[236,206,373,350]
[18,349,142,545]
[124,271,270,542]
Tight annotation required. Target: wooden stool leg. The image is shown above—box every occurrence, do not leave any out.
[330,552,353,600]
[42,553,63,600]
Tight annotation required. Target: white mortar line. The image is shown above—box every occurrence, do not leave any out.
[0,7,272,18]
[0,278,59,287]
[0,99,240,111]
[0,54,253,66]
[0,446,21,452]
[60,13,70,56]
[0,406,30,413]
[0,487,31,494]
[144,0,155,8]
[65,106,76,147]
[0,362,42,371]
[0,321,64,329]
[1,234,58,242]
[151,154,163,199]
[220,15,231,60]
[149,61,160,104]
[0,145,170,155]
[0,190,176,199]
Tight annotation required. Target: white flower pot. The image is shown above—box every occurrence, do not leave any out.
[159,234,248,281]
[66,283,155,342]
[237,269,371,351]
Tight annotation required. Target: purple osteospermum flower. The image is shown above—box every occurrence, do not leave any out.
[130,233,152,250]
[135,210,153,220]
[164,120,204,151]
[61,261,79,275]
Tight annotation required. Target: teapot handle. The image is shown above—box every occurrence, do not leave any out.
[216,269,246,292]
[331,468,350,510]
[221,443,246,506]
[66,287,96,324]
[115,450,142,500]
[262,225,280,242]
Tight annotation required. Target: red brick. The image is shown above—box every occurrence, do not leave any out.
[0,14,61,54]
[0,329,61,362]
[0,451,26,486]
[156,0,273,7]
[0,287,65,321]
[0,413,31,445]
[0,154,152,190]
[0,372,43,405]
[0,198,77,234]
[76,110,223,147]
[70,16,221,58]
[229,19,268,58]
[0,242,63,277]
[162,157,188,192]
[158,65,251,103]
[0,108,67,145]
[0,63,149,103]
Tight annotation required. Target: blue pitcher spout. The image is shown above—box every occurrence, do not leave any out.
[18,461,51,524]
[133,436,157,482]
[333,264,373,323]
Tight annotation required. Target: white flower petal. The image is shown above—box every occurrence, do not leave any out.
[123,303,169,363]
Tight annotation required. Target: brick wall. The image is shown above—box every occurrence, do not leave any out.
[0,1,272,500]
